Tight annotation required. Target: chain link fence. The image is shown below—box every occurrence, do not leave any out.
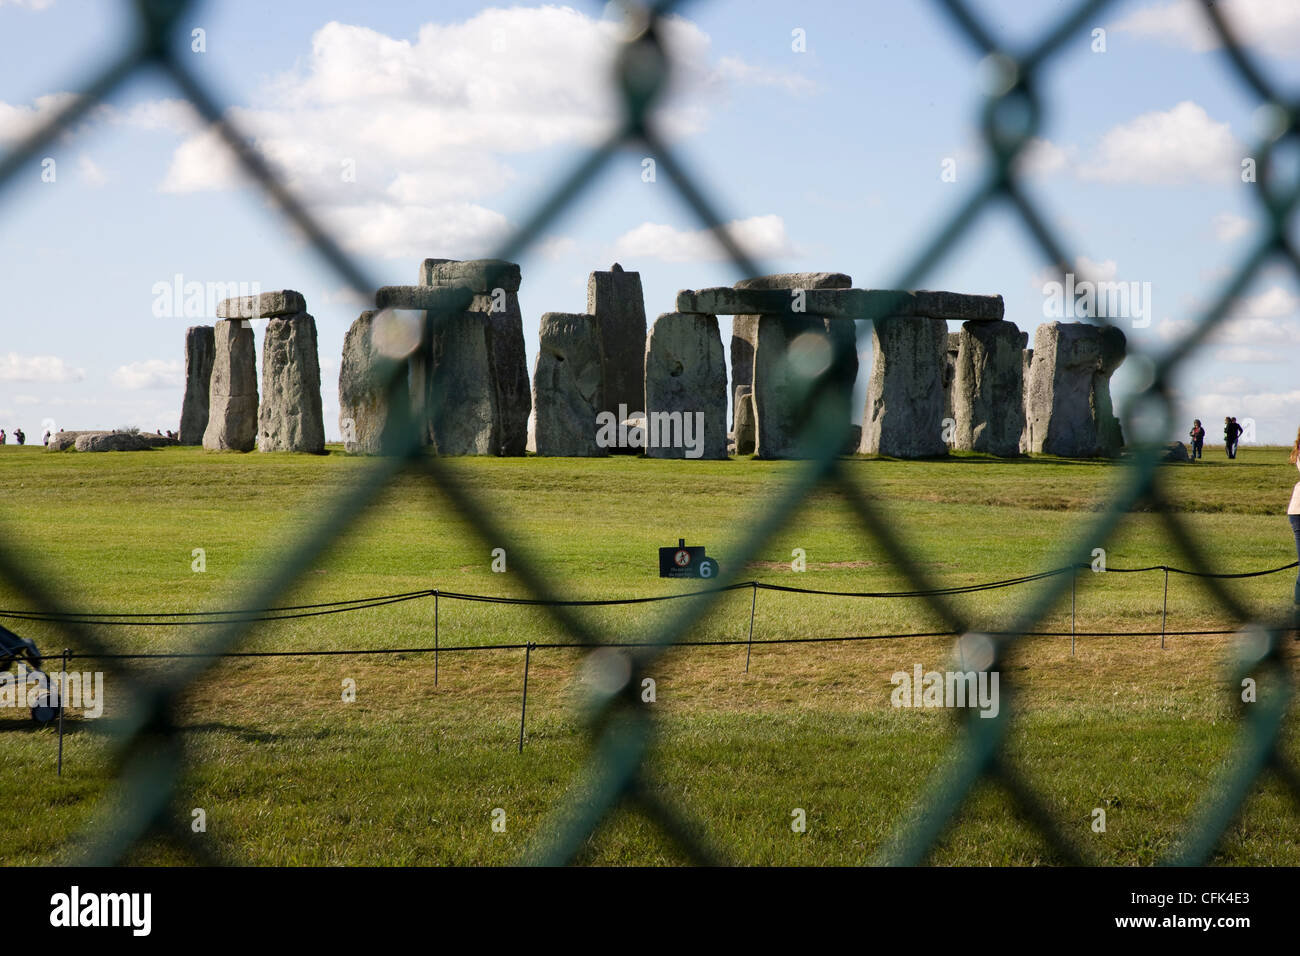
[1,0,1298,866]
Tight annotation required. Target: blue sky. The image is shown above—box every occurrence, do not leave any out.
[1,0,1298,443]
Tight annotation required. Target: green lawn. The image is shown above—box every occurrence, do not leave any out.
[0,443,1297,865]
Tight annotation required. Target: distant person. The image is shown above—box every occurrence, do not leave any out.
[1188,419,1204,460]
[1224,417,1238,459]
[0,429,6,445]
[42,430,50,446]
[14,428,25,446]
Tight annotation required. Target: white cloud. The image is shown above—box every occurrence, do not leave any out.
[1157,283,1300,351]
[538,236,578,261]
[154,9,793,259]
[77,153,107,187]
[0,353,85,383]
[1112,0,1300,58]
[613,214,797,263]
[1015,137,1072,177]
[1212,212,1252,242]
[1078,101,1241,185]
[0,91,76,143]
[111,359,183,390]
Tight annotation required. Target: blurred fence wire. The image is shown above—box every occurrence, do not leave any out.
[0,0,1297,866]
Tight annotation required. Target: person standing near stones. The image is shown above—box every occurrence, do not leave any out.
[14,428,24,446]
[1188,419,1205,460]
[1287,426,1300,631]
[1224,416,1237,458]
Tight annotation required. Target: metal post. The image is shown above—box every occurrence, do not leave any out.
[434,590,439,687]
[518,643,533,754]
[1070,569,1076,658]
[1161,567,1169,649]
[744,583,757,673]
[57,648,67,776]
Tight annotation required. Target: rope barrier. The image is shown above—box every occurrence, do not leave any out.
[2,559,1295,627]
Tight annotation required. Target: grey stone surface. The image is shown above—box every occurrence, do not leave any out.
[532,312,606,457]
[1164,441,1190,462]
[425,311,498,455]
[416,259,529,455]
[733,385,755,455]
[860,316,949,458]
[339,311,400,455]
[729,315,758,432]
[587,263,647,417]
[257,313,325,453]
[1024,321,1126,458]
[678,287,1004,321]
[418,258,521,293]
[215,290,306,319]
[952,319,1025,457]
[75,432,156,452]
[180,325,215,445]
[736,273,855,459]
[203,320,258,451]
[644,312,727,460]
[845,423,863,455]
[46,431,104,452]
[941,332,961,423]
[1020,348,1034,454]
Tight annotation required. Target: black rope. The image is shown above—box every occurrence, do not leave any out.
[2,559,1296,627]
[60,625,1259,661]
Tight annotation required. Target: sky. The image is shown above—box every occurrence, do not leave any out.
[1,0,1298,444]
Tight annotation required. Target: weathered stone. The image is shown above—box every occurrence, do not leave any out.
[215,290,306,320]
[426,312,498,455]
[46,431,105,452]
[418,258,521,293]
[845,424,862,455]
[737,273,856,459]
[339,311,402,454]
[587,263,647,417]
[952,320,1025,457]
[203,320,258,451]
[679,287,1005,322]
[415,260,529,455]
[941,332,960,423]
[1164,441,1190,462]
[860,317,949,458]
[257,313,325,453]
[180,325,215,445]
[644,312,727,460]
[75,431,155,452]
[733,385,755,455]
[730,315,758,432]
[1024,321,1126,458]
[532,312,606,457]
[1020,348,1033,454]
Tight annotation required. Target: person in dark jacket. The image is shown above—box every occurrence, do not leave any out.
[1189,420,1205,460]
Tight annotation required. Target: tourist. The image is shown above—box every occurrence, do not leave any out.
[14,428,25,446]
[42,430,50,446]
[1224,417,1237,459]
[0,429,6,445]
[1188,419,1204,460]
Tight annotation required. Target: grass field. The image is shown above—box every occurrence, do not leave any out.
[1,442,1298,865]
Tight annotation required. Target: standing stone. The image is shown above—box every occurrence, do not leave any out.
[417,259,528,455]
[258,313,325,453]
[941,332,961,424]
[180,325,215,445]
[1020,347,1034,454]
[339,311,401,454]
[532,312,606,457]
[644,312,728,460]
[860,317,949,458]
[203,320,258,452]
[1024,321,1126,457]
[952,319,1025,456]
[736,272,855,459]
[588,263,647,416]
[734,385,755,455]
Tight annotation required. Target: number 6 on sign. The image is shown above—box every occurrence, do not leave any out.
[698,557,719,578]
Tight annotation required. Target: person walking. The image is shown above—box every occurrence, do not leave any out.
[1189,419,1205,460]
[1224,417,1236,458]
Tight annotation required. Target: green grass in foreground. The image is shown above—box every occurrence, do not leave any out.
[0,443,1297,865]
